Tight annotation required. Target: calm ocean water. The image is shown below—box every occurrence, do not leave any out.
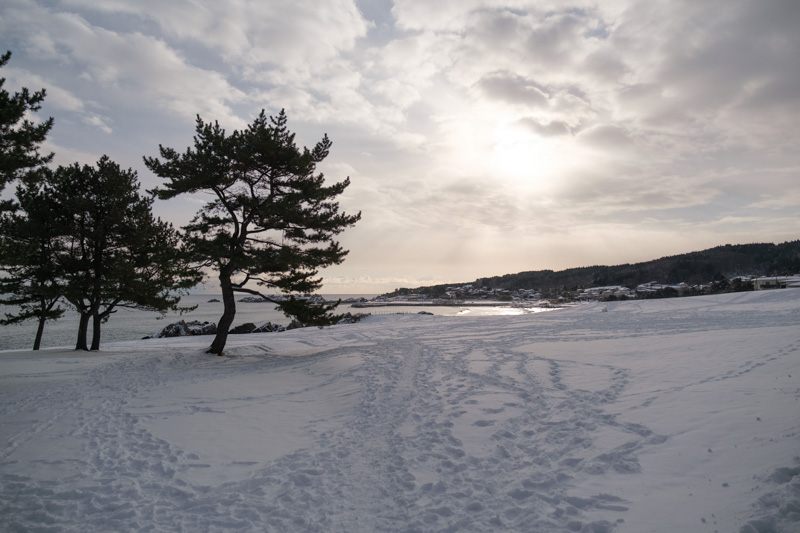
[1,294,538,351]
[0,294,377,351]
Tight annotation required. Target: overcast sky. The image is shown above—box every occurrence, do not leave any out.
[1,0,799,293]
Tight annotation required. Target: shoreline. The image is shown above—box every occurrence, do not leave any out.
[350,301,560,308]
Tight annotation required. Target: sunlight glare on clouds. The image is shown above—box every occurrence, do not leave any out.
[487,121,575,192]
[1,0,798,292]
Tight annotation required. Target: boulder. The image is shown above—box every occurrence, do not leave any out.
[286,319,304,330]
[229,322,257,334]
[149,319,217,338]
[337,312,370,324]
[253,322,286,333]
[148,321,188,339]
[239,296,267,303]
[186,321,217,335]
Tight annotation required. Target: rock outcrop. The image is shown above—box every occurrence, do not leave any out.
[147,320,217,338]
[337,312,370,324]
[229,323,257,334]
[145,313,369,340]
[253,322,286,333]
[286,319,304,330]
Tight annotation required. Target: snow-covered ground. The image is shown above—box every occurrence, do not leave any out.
[1,290,798,532]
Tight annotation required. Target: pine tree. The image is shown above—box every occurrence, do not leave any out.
[44,156,201,350]
[0,51,53,192]
[145,110,361,355]
[0,52,57,348]
[0,174,64,350]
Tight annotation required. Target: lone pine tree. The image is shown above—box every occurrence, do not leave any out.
[145,109,360,355]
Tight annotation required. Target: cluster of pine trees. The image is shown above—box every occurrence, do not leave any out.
[0,52,360,354]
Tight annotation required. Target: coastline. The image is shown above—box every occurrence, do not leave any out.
[351,300,557,308]
[0,294,552,351]
[348,300,564,309]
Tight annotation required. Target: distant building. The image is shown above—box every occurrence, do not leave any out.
[579,285,635,300]
[753,276,800,290]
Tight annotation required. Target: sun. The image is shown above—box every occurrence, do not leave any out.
[435,114,577,196]
[487,123,567,189]
[488,125,549,184]
[491,127,539,177]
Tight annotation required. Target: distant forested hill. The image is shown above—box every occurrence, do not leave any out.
[412,241,800,296]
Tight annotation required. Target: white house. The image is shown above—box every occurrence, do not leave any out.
[753,276,800,290]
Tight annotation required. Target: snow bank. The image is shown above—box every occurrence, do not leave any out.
[1,290,798,532]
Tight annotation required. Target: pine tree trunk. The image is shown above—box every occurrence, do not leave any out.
[208,273,236,355]
[34,297,58,351]
[90,313,102,351]
[76,312,90,351]
[33,313,46,351]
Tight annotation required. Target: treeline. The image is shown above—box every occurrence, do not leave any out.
[405,241,800,298]
[0,51,359,354]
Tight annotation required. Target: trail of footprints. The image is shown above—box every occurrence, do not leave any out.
[225,324,667,532]
[1,323,668,532]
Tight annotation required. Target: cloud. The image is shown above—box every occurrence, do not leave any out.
[0,1,247,126]
[61,0,369,71]
[42,140,101,168]
[576,124,633,149]
[476,73,549,107]
[516,117,572,137]
[372,78,422,110]
[2,0,799,289]
[82,114,112,134]
[749,194,800,209]
[606,0,800,152]
[581,48,628,83]
[560,178,716,214]
[3,66,81,112]
[3,65,114,136]
[392,0,488,32]
[321,275,453,291]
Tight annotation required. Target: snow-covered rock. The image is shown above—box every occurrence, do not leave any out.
[147,319,217,338]
[337,312,370,324]
[286,318,303,330]
[239,296,268,303]
[253,322,286,333]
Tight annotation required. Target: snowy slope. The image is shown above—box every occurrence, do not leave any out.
[1,291,798,532]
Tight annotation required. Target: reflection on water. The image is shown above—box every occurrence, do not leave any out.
[386,305,557,317]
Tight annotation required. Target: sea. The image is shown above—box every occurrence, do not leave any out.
[0,294,539,352]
